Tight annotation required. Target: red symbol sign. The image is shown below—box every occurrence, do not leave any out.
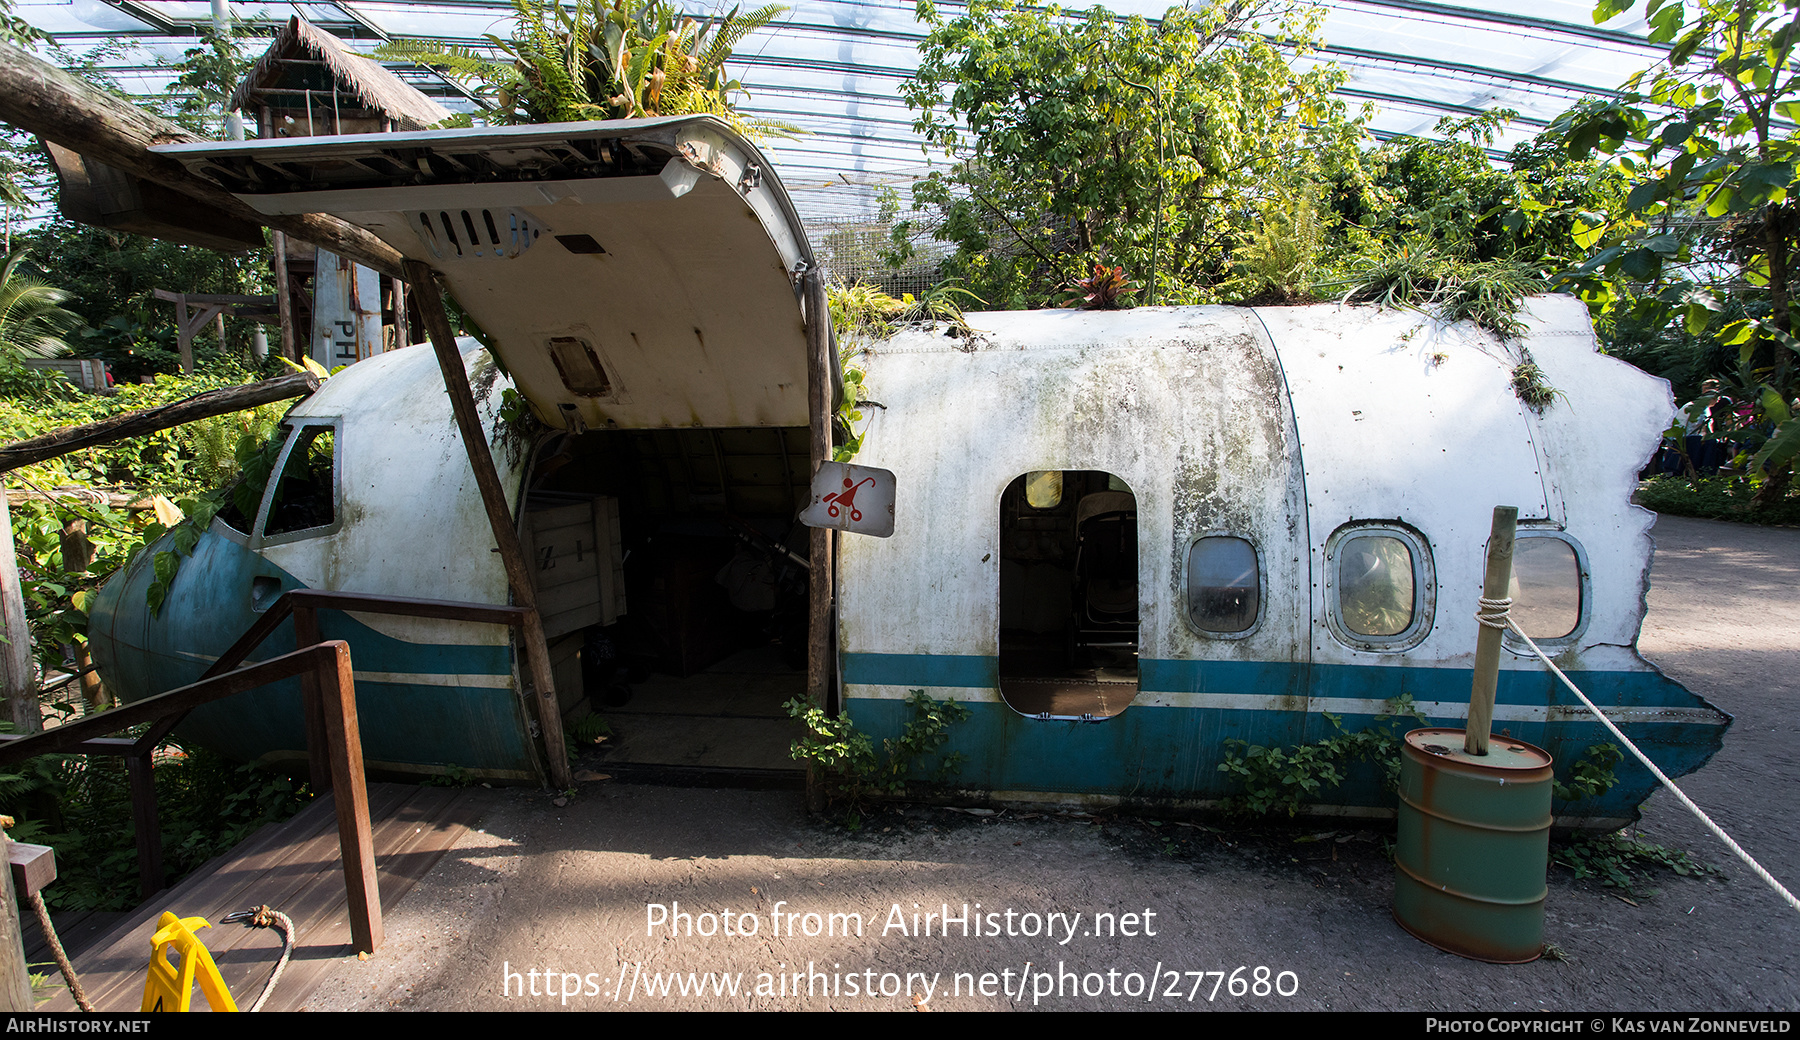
[823,476,875,522]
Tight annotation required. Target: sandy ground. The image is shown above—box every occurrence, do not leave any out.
[302,513,1800,1012]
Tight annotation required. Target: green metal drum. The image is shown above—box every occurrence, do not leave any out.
[1393,727,1553,963]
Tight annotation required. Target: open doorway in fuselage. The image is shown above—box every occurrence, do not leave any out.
[523,426,812,785]
[997,470,1139,719]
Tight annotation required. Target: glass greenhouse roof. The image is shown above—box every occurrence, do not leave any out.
[15,0,1679,225]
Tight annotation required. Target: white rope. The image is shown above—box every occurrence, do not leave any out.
[224,904,295,1012]
[1502,619,1800,915]
[1475,596,1513,629]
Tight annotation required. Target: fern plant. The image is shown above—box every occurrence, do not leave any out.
[378,0,794,138]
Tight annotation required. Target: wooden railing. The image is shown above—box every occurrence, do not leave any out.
[0,588,532,955]
[203,588,529,793]
[0,640,382,953]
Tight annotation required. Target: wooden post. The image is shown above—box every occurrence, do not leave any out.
[273,231,297,361]
[59,520,104,710]
[803,269,833,812]
[0,829,32,1011]
[317,640,381,954]
[403,260,571,790]
[1466,505,1519,756]
[294,603,333,794]
[123,750,162,899]
[0,490,37,735]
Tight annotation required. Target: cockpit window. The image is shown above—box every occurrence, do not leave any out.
[259,424,339,539]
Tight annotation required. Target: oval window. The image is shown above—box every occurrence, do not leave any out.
[1338,534,1416,638]
[1186,536,1260,634]
[1510,536,1583,640]
[1024,470,1063,510]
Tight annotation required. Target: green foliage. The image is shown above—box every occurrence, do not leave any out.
[14,220,275,377]
[0,370,288,497]
[1552,743,1622,804]
[163,24,258,137]
[826,279,982,461]
[785,690,970,816]
[1216,695,1426,817]
[903,0,1362,309]
[1509,357,1565,414]
[1636,474,1800,525]
[565,712,615,744]
[1,745,312,912]
[0,252,83,364]
[1551,830,1718,898]
[1336,246,1548,342]
[379,0,791,138]
[1543,0,1800,504]
[1220,181,1328,304]
[421,764,474,788]
[8,495,153,681]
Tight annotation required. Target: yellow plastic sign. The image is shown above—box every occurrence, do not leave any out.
[141,912,238,1012]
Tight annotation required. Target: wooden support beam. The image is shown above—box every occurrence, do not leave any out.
[403,259,571,790]
[804,269,834,812]
[272,231,297,361]
[0,371,319,474]
[318,640,381,954]
[123,751,162,900]
[0,42,407,280]
[294,603,333,795]
[0,832,32,1011]
[0,491,36,735]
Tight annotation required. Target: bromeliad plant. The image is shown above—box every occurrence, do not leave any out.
[1074,263,1136,310]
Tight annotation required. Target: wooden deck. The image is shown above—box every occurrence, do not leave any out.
[37,782,484,1012]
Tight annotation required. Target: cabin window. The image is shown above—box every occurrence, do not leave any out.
[1185,535,1260,635]
[257,423,339,542]
[1507,534,1586,642]
[998,470,1138,720]
[1326,523,1434,650]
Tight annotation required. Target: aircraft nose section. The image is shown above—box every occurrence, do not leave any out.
[89,523,305,708]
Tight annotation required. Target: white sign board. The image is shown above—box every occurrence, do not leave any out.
[311,247,383,370]
[800,461,896,538]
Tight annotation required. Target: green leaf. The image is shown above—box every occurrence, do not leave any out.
[1618,247,1662,280]
[1626,179,1662,212]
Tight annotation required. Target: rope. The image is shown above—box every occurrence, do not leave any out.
[1491,608,1800,915]
[224,904,295,1012]
[28,890,93,1012]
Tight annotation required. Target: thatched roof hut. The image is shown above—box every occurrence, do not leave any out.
[231,16,450,137]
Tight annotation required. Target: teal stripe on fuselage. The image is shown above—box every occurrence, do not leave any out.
[845,653,1703,709]
[90,526,534,777]
[841,652,1725,818]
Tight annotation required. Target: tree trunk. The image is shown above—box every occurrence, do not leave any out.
[0,490,38,734]
[0,371,319,474]
[0,42,406,279]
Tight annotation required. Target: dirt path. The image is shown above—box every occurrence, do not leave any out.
[303,514,1800,1012]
